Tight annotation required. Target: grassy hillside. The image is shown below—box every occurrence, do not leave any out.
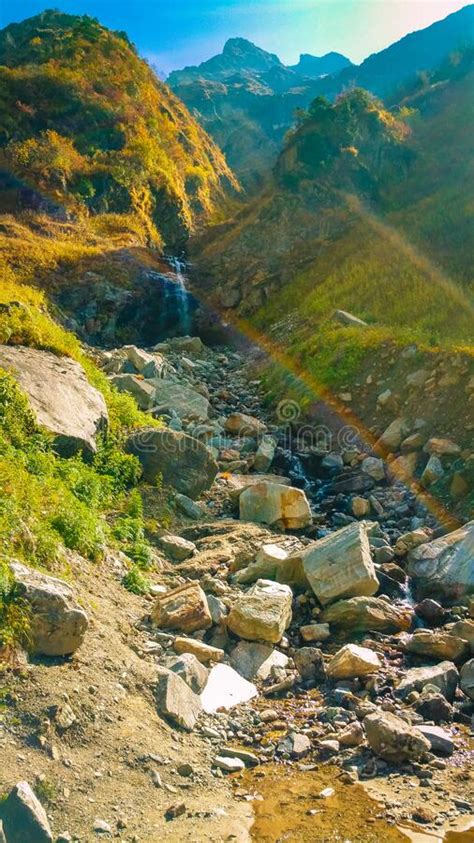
[0,10,238,248]
[193,51,474,384]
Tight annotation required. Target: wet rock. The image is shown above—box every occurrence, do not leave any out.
[300,623,330,643]
[230,641,288,681]
[364,711,431,762]
[302,522,379,607]
[224,413,267,437]
[421,455,444,487]
[294,647,326,681]
[407,521,474,602]
[126,428,218,499]
[200,664,258,712]
[9,562,88,656]
[327,644,381,680]
[460,658,474,699]
[155,667,202,731]
[165,653,209,693]
[405,631,469,663]
[321,595,413,634]
[151,582,212,633]
[159,534,196,561]
[417,725,454,755]
[0,345,108,457]
[1,781,53,843]
[277,732,311,758]
[173,637,224,664]
[414,599,445,627]
[396,661,459,701]
[227,579,293,643]
[239,482,312,530]
[233,543,289,585]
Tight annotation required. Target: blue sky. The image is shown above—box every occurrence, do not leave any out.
[0,1,469,75]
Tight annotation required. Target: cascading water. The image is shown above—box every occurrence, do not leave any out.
[168,256,191,335]
[145,256,197,341]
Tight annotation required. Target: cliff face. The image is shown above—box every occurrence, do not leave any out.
[0,11,238,249]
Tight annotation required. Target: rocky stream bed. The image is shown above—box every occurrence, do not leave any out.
[0,271,473,842]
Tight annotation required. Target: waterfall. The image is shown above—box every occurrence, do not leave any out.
[168,256,191,335]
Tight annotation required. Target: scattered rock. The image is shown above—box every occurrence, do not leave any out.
[332,310,368,328]
[110,373,156,410]
[396,661,459,701]
[200,664,258,713]
[364,711,431,762]
[224,413,267,437]
[414,598,445,627]
[239,482,312,530]
[405,630,469,663]
[213,755,245,773]
[299,623,330,643]
[338,722,364,747]
[301,522,379,607]
[174,494,203,520]
[173,637,225,664]
[230,641,288,681]
[417,725,454,755]
[155,667,202,731]
[327,644,381,679]
[165,653,209,693]
[159,534,196,561]
[9,561,88,656]
[421,455,444,487]
[361,457,385,482]
[277,732,311,758]
[294,647,326,681]
[227,579,293,643]
[321,595,413,634]
[151,582,212,633]
[233,543,289,585]
[254,437,276,472]
[407,521,474,602]
[425,437,461,457]
[460,658,474,700]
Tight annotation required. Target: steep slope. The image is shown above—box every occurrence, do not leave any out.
[0,10,238,249]
[169,6,473,188]
[193,50,474,362]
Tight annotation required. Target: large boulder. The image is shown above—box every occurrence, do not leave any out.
[151,582,212,633]
[230,641,288,681]
[0,345,107,457]
[364,711,431,762]
[301,522,378,606]
[407,522,474,602]
[200,664,258,713]
[327,644,381,680]
[126,428,218,499]
[405,630,469,663]
[165,653,209,693]
[396,661,459,701]
[110,373,156,410]
[155,667,202,731]
[10,562,88,656]
[460,658,474,700]
[321,596,413,634]
[152,380,210,420]
[227,579,293,644]
[239,482,312,530]
[1,781,52,843]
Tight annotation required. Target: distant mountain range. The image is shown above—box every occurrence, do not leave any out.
[169,5,474,188]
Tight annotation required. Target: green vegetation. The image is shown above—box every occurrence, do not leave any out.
[0,10,237,247]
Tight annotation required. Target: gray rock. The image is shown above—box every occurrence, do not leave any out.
[332,310,368,328]
[213,755,245,772]
[294,647,326,681]
[302,522,379,607]
[234,543,290,585]
[9,562,88,656]
[364,711,431,762]
[110,373,156,410]
[170,336,204,354]
[277,732,311,758]
[126,428,218,499]
[361,457,385,482]
[200,664,257,712]
[165,653,209,693]
[230,641,288,681]
[174,494,203,520]
[217,748,259,767]
[407,521,474,602]
[152,380,210,420]
[155,667,202,731]
[227,579,293,643]
[1,781,53,843]
[396,661,459,701]
[417,725,454,755]
[159,534,196,561]
[460,658,474,700]
[421,455,444,487]
[254,437,276,472]
[0,345,108,457]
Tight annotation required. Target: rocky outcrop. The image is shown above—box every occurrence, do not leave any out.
[126,428,218,499]
[151,582,212,633]
[0,345,107,457]
[227,579,292,643]
[301,522,378,606]
[364,711,431,762]
[10,561,88,656]
[407,522,474,602]
[239,482,312,530]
